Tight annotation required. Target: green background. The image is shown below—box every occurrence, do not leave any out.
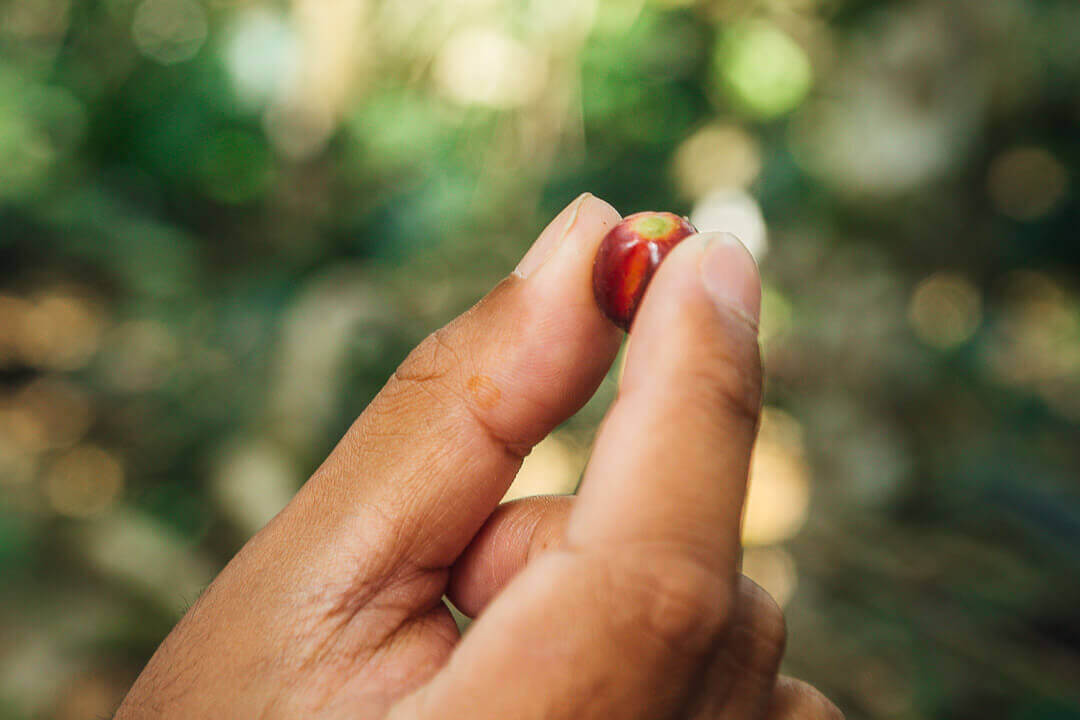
[1,0,1079,717]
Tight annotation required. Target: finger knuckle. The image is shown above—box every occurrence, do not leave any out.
[393,326,465,391]
[606,551,733,658]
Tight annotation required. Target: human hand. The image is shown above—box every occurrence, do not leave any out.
[116,194,842,719]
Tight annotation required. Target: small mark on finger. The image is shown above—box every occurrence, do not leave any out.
[467,374,501,410]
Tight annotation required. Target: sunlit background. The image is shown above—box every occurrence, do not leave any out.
[1,0,1079,717]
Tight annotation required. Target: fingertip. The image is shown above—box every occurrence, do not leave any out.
[515,193,621,280]
[698,231,761,329]
[584,193,622,227]
[515,193,591,279]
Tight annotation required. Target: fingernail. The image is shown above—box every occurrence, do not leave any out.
[514,193,592,279]
[698,232,761,328]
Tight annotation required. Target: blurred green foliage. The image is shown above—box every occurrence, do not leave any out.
[1,0,1079,718]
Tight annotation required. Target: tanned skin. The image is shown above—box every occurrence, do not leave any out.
[117,194,842,720]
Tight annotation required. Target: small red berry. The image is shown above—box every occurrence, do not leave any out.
[592,211,698,330]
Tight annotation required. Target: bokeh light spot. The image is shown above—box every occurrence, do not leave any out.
[908,273,982,349]
[987,146,1068,221]
[434,26,546,109]
[760,284,793,346]
[690,188,768,260]
[503,432,583,501]
[0,433,37,486]
[742,546,798,608]
[787,6,983,198]
[44,445,124,518]
[0,295,32,367]
[14,378,94,451]
[212,438,300,536]
[713,20,812,120]
[11,290,106,371]
[100,320,180,393]
[982,272,1080,413]
[673,123,761,199]
[224,8,296,110]
[743,408,811,546]
[132,0,208,65]
[0,404,48,457]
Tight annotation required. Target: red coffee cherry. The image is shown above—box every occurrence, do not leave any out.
[592,211,698,330]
